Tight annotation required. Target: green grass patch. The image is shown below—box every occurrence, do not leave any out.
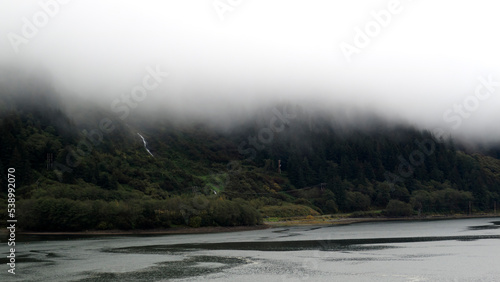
[259,204,320,218]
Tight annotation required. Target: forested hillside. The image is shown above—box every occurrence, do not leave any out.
[1,83,500,231]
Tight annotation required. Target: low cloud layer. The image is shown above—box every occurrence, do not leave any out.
[1,0,500,142]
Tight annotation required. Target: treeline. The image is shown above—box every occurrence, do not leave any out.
[244,114,500,215]
[2,90,500,231]
[373,188,474,217]
[15,196,261,231]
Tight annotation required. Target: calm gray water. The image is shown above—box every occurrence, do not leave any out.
[2,217,500,281]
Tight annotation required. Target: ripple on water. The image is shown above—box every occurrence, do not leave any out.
[74,256,249,282]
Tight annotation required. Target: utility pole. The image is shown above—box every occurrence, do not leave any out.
[46,153,53,170]
[320,183,326,191]
[278,159,281,174]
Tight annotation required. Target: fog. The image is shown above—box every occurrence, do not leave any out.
[1,0,500,141]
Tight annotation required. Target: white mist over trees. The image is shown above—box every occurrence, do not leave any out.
[1,0,500,141]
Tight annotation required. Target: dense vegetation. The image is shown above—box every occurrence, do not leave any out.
[1,80,500,231]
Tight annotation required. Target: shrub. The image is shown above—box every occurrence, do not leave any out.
[346,191,371,211]
[384,200,413,217]
[189,216,202,228]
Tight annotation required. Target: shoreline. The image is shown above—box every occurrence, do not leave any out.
[264,213,500,227]
[16,224,271,236]
[8,213,499,236]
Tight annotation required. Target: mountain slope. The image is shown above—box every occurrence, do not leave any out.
[1,85,500,231]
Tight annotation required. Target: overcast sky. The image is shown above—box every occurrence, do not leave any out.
[1,0,500,141]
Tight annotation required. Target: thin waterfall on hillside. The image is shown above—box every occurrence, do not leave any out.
[137,133,154,157]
